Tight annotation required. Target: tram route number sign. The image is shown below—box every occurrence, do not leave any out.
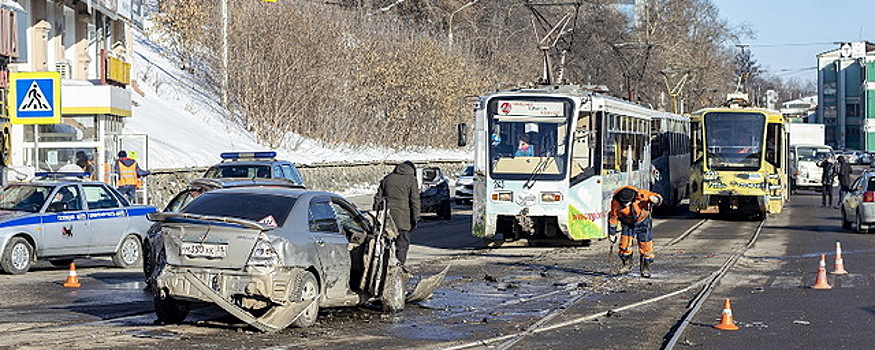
[8,71,61,125]
[496,100,564,117]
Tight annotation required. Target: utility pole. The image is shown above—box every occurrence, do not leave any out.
[221,0,229,118]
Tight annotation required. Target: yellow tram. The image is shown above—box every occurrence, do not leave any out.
[689,94,788,219]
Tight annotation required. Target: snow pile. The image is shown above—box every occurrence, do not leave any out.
[127,33,472,169]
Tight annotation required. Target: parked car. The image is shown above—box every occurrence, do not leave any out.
[144,187,445,332]
[203,151,305,187]
[417,166,451,220]
[454,165,474,204]
[0,172,157,274]
[840,170,875,232]
[860,152,873,165]
[839,150,861,165]
[163,177,304,212]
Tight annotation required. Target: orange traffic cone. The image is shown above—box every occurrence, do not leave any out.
[63,262,81,288]
[831,242,848,275]
[714,298,739,331]
[811,254,832,290]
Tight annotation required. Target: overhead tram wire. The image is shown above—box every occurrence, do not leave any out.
[736,41,841,48]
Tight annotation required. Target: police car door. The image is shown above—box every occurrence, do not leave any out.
[82,184,130,255]
[307,196,353,298]
[41,185,90,257]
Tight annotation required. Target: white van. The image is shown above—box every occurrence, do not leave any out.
[790,144,834,192]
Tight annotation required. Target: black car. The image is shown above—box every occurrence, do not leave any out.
[203,151,305,187]
[417,167,451,220]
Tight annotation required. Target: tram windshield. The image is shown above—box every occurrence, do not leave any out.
[704,112,766,170]
[487,99,571,180]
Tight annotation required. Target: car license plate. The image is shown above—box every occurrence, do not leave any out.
[180,242,228,258]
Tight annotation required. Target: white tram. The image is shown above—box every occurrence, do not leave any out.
[469,85,662,242]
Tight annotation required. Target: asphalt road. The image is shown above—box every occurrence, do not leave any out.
[1,190,874,349]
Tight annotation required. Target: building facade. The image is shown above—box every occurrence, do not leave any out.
[817,41,875,151]
[0,0,144,189]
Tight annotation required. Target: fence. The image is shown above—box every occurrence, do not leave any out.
[146,159,470,208]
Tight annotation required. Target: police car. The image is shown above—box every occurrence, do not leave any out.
[0,172,157,274]
[203,151,305,187]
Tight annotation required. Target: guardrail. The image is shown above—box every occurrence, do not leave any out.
[147,159,470,208]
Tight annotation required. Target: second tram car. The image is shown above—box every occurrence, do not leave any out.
[650,113,691,207]
[689,95,789,218]
[469,85,665,242]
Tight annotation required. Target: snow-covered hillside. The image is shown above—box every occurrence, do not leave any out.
[126,33,471,169]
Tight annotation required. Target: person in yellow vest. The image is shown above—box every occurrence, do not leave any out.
[113,150,151,203]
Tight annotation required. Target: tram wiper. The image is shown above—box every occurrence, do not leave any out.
[523,147,555,189]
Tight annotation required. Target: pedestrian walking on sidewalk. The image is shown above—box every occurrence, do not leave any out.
[609,186,662,278]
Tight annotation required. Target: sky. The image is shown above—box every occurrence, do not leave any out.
[711,0,875,83]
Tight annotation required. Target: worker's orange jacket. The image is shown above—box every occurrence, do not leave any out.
[608,186,662,225]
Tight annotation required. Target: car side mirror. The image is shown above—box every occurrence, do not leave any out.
[457,123,468,147]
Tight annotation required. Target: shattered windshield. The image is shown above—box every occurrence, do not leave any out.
[487,98,571,181]
[705,112,765,170]
[0,185,53,212]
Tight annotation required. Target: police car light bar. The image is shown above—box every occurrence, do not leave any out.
[220,151,277,160]
[34,172,91,179]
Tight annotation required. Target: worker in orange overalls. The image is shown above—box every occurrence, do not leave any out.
[608,186,662,278]
[114,150,151,203]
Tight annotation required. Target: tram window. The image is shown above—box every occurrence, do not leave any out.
[765,124,781,167]
[603,132,618,172]
[691,122,702,162]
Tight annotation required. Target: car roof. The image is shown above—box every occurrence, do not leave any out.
[10,180,108,187]
[189,177,304,190]
[203,186,337,199]
[214,160,292,166]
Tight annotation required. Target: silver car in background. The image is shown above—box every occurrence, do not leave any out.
[840,170,875,232]
[454,165,474,205]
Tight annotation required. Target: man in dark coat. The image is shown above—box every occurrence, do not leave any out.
[817,155,837,207]
[374,161,421,267]
[837,156,853,208]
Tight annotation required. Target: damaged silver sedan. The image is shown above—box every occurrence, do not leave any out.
[143,187,442,332]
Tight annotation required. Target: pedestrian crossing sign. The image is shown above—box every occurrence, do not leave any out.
[8,72,61,124]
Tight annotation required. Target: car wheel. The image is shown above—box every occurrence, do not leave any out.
[49,259,75,268]
[113,235,143,268]
[1,237,34,275]
[154,295,189,324]
[842,208,852,230]
[856,210,869,233]
[381,265,406,313]
[439,200,452,220]
[290,271,320,328]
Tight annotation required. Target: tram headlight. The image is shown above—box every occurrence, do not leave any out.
[541,192,563,202]
[492,191,513,202]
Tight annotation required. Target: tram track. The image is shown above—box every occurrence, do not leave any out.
[439,217,765,350]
